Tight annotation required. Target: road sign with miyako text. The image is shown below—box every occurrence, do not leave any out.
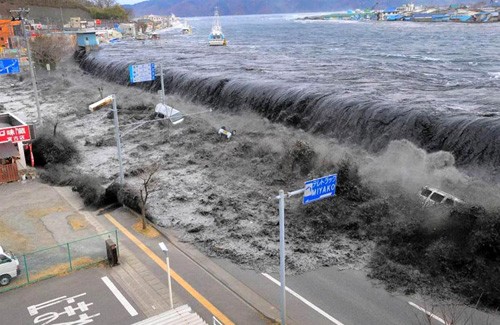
[0,125,31,144]
[128,63,155,83]
[303,174,337,204]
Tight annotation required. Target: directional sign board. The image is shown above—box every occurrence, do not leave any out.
[129,63,155,83]
[303,174,337,205]
[0,58,20,75]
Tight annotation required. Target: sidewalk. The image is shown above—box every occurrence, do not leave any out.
[53,186,183,319]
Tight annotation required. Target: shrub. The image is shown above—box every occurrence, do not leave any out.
[31,128,79,166]
[39,164,105,207]
[71,175,106,206]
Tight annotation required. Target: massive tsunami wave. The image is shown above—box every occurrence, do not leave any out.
[79,14,500,177]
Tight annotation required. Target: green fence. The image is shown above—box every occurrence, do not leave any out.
[0,230,118,293]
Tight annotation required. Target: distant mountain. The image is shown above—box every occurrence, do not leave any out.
[124,0,459,17]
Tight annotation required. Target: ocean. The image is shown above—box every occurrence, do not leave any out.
[81,14,500,175]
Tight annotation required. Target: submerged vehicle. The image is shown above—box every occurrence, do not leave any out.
[155,103,184,125]
[0,246,20,286]
[419,186,464,207]
[209,8,226,46]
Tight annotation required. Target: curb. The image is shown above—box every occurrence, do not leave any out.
[122,206,284,324]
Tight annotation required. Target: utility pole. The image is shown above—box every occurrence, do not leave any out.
[60,7,64,30]
[11,8,42,126]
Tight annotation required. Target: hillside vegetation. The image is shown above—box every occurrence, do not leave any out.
[0,0,128,21]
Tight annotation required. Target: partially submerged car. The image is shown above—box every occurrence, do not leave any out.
[419,186,464,208]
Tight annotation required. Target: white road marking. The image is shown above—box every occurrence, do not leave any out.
[261,273,345,325]
[408,301,448,325]
[101,276,138,316]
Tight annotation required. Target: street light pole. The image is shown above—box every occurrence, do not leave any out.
[89,95,125,185]
[11,8,42,126]
[159,242,174,309]
[111,95,125,185]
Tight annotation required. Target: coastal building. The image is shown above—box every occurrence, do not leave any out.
[70,17,81,29]
[96,29,122,43]
[0,113,33,184]
[0,20,21,49]
[118,23,137,38]
[76,31,99,48]
[144,14,164,23]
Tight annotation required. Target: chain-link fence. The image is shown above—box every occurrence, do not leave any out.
[0,230,118,293]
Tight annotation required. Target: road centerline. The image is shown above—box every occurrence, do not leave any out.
[101,276,138,317]
[262,272,345,325]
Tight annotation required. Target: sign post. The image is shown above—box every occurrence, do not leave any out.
[275,174,337,325]
[129,62,184,124]
[129,62,165,105]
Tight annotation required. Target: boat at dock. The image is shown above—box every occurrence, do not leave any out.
[209,8,226,46]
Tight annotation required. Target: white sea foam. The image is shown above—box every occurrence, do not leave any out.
[488,72,500,79]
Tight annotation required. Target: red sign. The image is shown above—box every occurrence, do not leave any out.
[0,125,31,144]
[95,19,101,26]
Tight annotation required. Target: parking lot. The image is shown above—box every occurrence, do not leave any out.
[0,267,146,325]
[0,181,110,291]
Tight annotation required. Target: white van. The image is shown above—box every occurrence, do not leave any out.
[419,186,464,208]
[0,246,21,286]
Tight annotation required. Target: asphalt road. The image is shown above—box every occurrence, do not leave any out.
[214,259,500,325]
[0,267,145,325]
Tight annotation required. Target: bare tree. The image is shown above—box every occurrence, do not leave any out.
[138,163,161,230]
[30,35,74,69]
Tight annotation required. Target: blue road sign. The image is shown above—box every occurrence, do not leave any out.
[303,174,337,205]
[0,58,20,75]
[129,63,155,83]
